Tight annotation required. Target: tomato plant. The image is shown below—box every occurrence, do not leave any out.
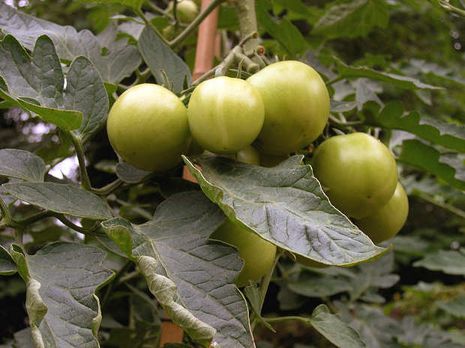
[187,76,264,154]
[107,83,190,172]
[312,132,398,219]
[247,60,330,156]
[1,0,465,347]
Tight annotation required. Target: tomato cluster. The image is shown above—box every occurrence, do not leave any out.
[312,133,409,244]
[106,60,407,286]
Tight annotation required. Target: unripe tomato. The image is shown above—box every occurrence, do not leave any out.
[312,132,398,219]
[211,221,277,287]
[107,84,189,172]
[235,146,260,165]
[169,0,199,23]
[187,76,265,154]
[247,61,330,156]
[355,182,409,243]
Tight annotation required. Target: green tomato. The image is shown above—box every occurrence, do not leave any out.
[169,0,199,23]
[211,221,277,287]
[312,132,398,219]
[187,76,265,154]
[235,146,260,165]
[355,182,409,243]
[107,84,189,172]
[247,61,330,156]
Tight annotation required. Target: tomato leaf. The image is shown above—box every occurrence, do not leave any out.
[414,249,465,276]
[138,26,192,94]
[0,3,141,84]
[184,154,386,266]
[9,243,113,347]
[371,103,465,153]
[336,58,442,90]
[289,252,399,302]
[0,149,46,182]
[438,296,465,319]
[79,0,144,11]
[256,0,309,57]
[398,139,465,190]
[0,35,109,139]
[310,304,366,348]
[2,182,112,220]
[101,192,255,348]
[313,0,389,39]
[0,245,16,276]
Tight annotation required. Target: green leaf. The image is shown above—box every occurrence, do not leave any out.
[336,58,441,90]
[9,243,113,348]
[80,0,144,11]
[256,0,309,57]
[0,35,109,138]
[336,302,402,348]
[102,192,255,348]
[310,304,366,348]
[138,26,191,94]
[0,244,16,276]
[398,140,465,190]
[372,103,465,153]
[184,155,385,266]
[288,252,398,302]
[0,3,141,84]
[438,295,465,319]
[2,182,112,220]
[116,162,151,184]
[63,56,109,140]
[313,0,389,39]
[414,249,465,275]
[0,35,82,131]
[0,149,46,182]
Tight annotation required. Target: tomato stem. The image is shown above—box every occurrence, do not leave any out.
[169,0,226,47]
[71,132,92,191]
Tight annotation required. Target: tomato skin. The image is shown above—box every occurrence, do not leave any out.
[355,182,409,243]
[187,76,265,154]
[235,146,260,165]
[312,132,398,219]
[247,61,330,156]
[107,84,189,172]
[211,221,277,287]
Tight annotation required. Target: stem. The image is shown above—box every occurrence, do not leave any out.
[235,0,259,55]
[135,8,170,46]
[71,133,92,191]
[436,0,465,16]
[53,213,100,235]
[169,0,226,47]
[264,316,311,325]
[251,250,281,330]
[416,192,465,220]
[91,179,124,196]
[0,196,13,226]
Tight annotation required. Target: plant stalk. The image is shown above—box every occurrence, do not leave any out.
[169,0,226,47]
[71,133,92,191]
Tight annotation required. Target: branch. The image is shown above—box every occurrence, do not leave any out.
[70,132,92,191]
[235,0,260,55]
[135,8,171,46]
[169,0,226,47]
[91,179,124,196]
[435,0,465,16]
